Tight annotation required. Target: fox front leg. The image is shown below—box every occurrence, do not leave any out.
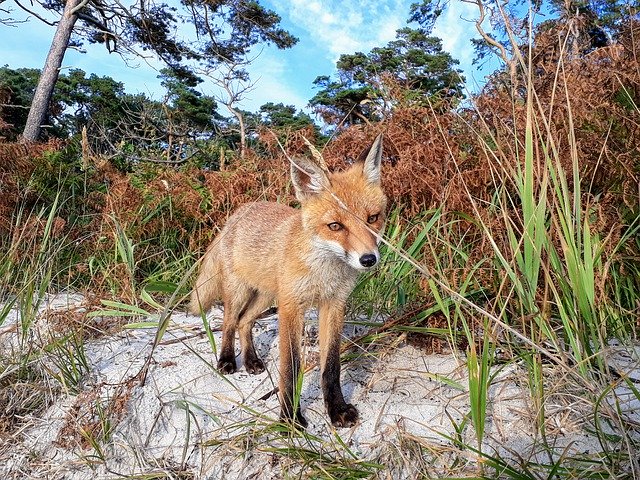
[319,302,358,427]
[277,299,308,428]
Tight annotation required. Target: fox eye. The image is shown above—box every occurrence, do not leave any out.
[327,222,344,231]
[367,214,379,224]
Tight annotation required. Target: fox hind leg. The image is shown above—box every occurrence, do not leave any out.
[218,284,256,374]
[218,303,239,374]
[237,290,273,374]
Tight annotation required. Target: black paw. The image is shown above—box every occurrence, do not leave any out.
[245,357,265,375]
[217,357,237,374]
[329,403,358,428]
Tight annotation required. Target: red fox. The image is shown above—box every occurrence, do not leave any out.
[189,135,387,428]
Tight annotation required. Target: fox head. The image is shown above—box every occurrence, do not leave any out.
[291,135,388,272]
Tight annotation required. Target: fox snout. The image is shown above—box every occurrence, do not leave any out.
[359,253,378,268]
[345,248,380,271]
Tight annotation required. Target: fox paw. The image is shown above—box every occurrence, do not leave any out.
[329,403,358,428]
[217,358,237,374]
[245,357,265,375]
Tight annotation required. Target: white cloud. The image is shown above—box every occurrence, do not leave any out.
[254,0,495,109]
[433,1,479,66]
[244,74,310,111]
[277,0,408,62]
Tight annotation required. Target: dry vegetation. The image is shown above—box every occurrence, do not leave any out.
[1,29,637,285]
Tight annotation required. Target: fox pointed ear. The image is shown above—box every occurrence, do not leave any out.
[290,157,331,201]
[357,134,383,185]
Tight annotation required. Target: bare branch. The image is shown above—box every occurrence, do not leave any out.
[12,0,57,25]
[462,0,517,81]
[202,56,259,159]
[69,0,91,15]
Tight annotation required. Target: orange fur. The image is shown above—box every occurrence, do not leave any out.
[189,135,387,428]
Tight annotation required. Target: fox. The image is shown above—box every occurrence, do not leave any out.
[189,135,387,428]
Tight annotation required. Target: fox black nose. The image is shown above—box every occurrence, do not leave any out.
[359,254,377,268]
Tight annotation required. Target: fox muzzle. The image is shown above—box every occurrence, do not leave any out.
[359,253,377,268]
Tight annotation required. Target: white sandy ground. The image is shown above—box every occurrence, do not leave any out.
[1,294,639,478]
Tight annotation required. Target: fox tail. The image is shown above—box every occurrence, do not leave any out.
[188,240,223,315]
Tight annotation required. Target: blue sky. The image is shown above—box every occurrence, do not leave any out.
[0,0,498,113]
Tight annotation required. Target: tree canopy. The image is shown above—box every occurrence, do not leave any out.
[309,25,464,127]
[5,0,298,140]
[11,0,298,77]
[258,102,316,130]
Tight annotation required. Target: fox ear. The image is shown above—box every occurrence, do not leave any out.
[357,134,383,185]
[290,157,331,201]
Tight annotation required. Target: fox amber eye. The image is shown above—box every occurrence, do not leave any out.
[367,214,379,224]
[327,222,343,231]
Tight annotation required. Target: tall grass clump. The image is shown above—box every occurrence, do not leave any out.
[456,24,637,478]
[431,26,638,476]
[1,191,70,338]
[330,14,639,476]
[0,178,89,441]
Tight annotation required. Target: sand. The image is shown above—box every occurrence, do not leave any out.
[1,294,638,478]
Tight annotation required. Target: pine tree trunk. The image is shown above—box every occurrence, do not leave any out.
[236,109,246,159]
[227,105,246,159]
[21,0,81,142]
